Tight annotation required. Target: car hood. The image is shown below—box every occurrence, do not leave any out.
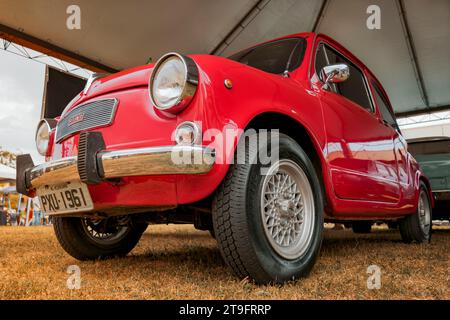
[62,64,154,116]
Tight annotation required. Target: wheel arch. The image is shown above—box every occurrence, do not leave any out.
[419,174,434,208]
[243,112,328,206]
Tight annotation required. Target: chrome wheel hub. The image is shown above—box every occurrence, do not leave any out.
[260,159,315,260]
[418,191,431,234]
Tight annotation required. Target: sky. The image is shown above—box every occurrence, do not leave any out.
[0,49,45,164]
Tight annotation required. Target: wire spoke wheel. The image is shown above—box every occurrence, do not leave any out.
[81,217,129,244]
[53,215,147,261]
[212,133,324,283]
[260,159,315,260]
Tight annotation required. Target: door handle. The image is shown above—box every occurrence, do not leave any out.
[381,119,390,127]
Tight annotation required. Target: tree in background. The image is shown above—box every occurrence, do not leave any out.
[0,148,18,168]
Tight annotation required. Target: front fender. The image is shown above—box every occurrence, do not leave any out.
[417,171,435,208]
[412,156,434,208]
[175,55,326,204]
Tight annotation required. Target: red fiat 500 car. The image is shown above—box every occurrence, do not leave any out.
[17,32,433,284]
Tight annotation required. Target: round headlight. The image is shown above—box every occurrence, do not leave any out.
[149,53,198,113]
[35,119,56,156]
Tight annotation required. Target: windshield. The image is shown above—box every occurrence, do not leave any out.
[228,37,306,75]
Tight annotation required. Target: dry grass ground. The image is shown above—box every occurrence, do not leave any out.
[0,224,448,300]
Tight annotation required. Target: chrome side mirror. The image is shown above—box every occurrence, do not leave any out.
[320,63,349,89]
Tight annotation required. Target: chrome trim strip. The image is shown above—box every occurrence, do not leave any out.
[83,73,109,95]
[28,146,215,189]
[29,156,79,188]
[100,145,215,178]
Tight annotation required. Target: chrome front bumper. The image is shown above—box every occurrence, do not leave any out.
[17,145,215,193]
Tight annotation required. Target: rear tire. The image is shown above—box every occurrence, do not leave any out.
[399,183,432,243]
[53,216,147,260]
[212,133,324,284]
[352,221,372,234]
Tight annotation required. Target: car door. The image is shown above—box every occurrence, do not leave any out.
[314,42,401,203]
[369,77,410,190]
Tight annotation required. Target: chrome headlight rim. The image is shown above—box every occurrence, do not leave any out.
[35,119,57,156]
[174,121,202,146]
[149,52,199,114]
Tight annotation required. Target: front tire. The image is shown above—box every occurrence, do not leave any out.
[212,133,324,284]
[399,183,432,243]
[53,216,147,260]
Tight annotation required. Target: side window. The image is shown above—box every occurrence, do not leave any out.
[372,80,400,131]
[314,44,328,76]
[315,43,373,113]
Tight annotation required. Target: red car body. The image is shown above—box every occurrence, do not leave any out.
[16,32,435,283]
[37,32,430,221]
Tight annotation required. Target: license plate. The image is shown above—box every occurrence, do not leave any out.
[37,181,94,214]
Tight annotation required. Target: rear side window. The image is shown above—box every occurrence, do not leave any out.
[371,80,400,131]
[315,44,373,113]
[229,38,306,75]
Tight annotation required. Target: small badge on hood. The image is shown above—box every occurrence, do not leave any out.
[67,113,85,126]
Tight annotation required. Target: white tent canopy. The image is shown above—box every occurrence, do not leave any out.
[0,0,449,116]
[0,163,15,181]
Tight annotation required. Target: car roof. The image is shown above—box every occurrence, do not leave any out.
[227,32,392,108]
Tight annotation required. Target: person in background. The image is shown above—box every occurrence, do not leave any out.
[8,208,18,226]
[0,206,7,225]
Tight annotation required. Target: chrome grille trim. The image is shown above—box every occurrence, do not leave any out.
[55,98,118,143]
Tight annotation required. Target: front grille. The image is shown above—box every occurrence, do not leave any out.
[55,98,118,142]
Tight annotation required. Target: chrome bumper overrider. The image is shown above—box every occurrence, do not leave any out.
[25,145,215,190]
